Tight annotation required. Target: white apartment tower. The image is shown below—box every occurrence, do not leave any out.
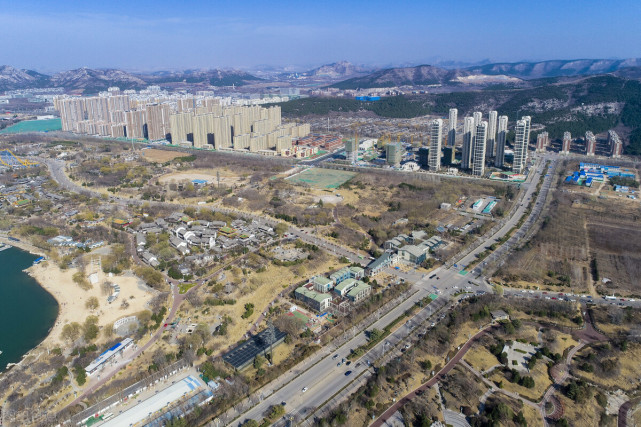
[472,121,487,176]
[473,111,482,127]
[561,132,572,154]
[495,115,508,168]
[447,108,457,148]
[428,119,443,171]
[461,116,475,170]
[486,111,498,158]
[513,119,529,173]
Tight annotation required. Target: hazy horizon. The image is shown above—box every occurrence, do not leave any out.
[2,0,641,73]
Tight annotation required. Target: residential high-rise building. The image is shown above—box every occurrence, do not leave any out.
[522,116,532,147]
[561,132,572,154]
[513,119,529,173]
[55,91,309,156]
[418,147,429,168]
[585,131,596,156]
[386,142,403,167]
[495,115,508,168]
[461,117,475,170]
[447,108,457,149]
[472,122,487,176]
[473,111,482,127]
[486,111,497,158]
[345,138,358,163]
[443,146,455,166]
[428,119,443,171]
[146,104,171,141]
[608,130,622,158]
[125,109,147,139]
[536,131,549,153]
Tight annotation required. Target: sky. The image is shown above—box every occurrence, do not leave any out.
[1,0,641,72]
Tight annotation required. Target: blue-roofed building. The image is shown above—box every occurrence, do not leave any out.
[85,338,134,375]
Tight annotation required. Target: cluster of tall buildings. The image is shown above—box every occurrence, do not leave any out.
[449,109,531,175]
[54,87,311,156]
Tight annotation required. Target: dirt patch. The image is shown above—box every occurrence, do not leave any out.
[157,169,246,186]
[141,148,185,163]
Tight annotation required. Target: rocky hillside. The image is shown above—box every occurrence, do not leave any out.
[49,68,146,91]
[465,58,641,79]
[142,69,262,86]
[331,65,473,89]
[0,65,50,91]
[0,65,262,92]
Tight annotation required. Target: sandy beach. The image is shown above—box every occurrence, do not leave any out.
[26,259,157,348]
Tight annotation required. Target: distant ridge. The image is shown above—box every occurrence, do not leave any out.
[0,66,262,92]
[330,58,641,89]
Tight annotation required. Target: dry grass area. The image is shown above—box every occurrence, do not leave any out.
[510,303,582,328]
[464,345,500,373]
[441,365,490,412]
[557,393,607,426]
[500,160,641,296]
[142,148,186,163]
[521,403,544,426]
[182,253,340,351]
[573,343,641,391]
[543,330,578,355]
[157,168,247,186]
[490,361,552,402]
[514,324,540,344]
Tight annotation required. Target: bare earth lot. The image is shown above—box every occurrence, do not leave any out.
[141,148,185,163]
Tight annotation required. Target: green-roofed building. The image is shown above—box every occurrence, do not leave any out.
[295,287,332,312]
[348,266,365,280]
[346,282,372,303]
[334,278,357,297]
[312,276,333,293]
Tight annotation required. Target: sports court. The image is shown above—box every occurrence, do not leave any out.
[287,168,356,189]
[0,118,61,134]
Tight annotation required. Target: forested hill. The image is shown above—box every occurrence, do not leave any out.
[275,75,641,155]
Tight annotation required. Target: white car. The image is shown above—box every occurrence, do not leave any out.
[302,387,308,393]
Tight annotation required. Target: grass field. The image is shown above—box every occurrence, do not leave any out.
[464,345,500,373]
[490,361,552,402]
[0,118,61,134]
[287,167,356,189]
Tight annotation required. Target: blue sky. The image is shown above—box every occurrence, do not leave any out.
[1,0,640,72]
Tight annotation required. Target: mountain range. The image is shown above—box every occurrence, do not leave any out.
[2,58,641,92]
[0,66,262,92]
[330,58,641,89]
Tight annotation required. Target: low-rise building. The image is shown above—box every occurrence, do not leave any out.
[346,282,371,303]
[398,244,427,265]
[295,286,332,312]
[334,278,358,297]
[312,276,333,293]
[365,252,397,276]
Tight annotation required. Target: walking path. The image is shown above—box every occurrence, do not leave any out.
[370,326,493,427]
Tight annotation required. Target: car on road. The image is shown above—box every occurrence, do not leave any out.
[345,370,352,376]
[302,387,308,393]
[356,362,361,367]
[332,354,338,360]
